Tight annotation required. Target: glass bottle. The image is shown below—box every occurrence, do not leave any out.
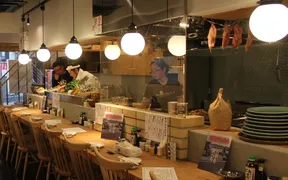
[245,156,257,180]
[256,159,267,180]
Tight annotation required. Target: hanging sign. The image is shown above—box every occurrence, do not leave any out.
[92,15,102,35]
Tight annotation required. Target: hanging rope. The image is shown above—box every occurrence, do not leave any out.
[41,5,45,44]
[72,0,75,36]
[131,0,134,23]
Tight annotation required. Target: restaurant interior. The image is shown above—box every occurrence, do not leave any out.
[0,0,288,180]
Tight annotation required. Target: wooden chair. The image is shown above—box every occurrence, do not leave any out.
[29,120,52,180]
[93,147,134,180]
[43,125,73,180]
[0,107,12,161]
[4,108,19,165]
[64,138,95,180]
[10,114,38,180]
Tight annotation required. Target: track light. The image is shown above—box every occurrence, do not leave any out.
[27,14,30,26]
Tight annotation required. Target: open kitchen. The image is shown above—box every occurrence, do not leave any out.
[0,0,288,180]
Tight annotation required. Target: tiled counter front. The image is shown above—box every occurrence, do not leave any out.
[95,103,204,159]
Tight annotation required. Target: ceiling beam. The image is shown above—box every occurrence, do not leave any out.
[204,0,288,20]
[0,43,19,51]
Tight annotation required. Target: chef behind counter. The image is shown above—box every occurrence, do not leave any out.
[66,64,101,93]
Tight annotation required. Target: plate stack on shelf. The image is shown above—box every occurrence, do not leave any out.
[239,106,288,145]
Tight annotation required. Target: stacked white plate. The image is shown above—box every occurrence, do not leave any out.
[241,106,288,142]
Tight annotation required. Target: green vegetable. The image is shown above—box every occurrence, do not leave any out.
[64,78,79,92]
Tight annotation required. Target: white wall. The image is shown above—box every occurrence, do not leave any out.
[27,0,94,50]
[0,13,21,34]
[187,0,257,16]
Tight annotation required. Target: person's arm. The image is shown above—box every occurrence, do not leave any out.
[52,72,59,87]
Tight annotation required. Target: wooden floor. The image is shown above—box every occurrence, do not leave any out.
[0,147,56,180]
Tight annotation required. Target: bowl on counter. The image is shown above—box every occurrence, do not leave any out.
[217,169,243,180]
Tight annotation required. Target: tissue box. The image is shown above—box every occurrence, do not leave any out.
[116,143,142,157]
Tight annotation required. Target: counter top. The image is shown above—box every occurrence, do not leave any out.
[11,108,220,180]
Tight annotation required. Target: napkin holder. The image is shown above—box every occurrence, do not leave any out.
[115,140,142,157]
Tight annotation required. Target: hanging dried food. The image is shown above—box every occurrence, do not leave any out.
[207,24,217,52]
[232,24,243,48]
[222,24,231,49]
[245,29,253,52]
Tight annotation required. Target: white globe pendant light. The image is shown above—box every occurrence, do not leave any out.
[37,44,51,62]
[168,35,186,56]
[104,44,121,60]
[249,1,288,42]
[121,30,145,56]
[37,4,50,62]
[65,0,82,60]
[65,37,83,60]
[18,50,30,65]
[120,0,145,56]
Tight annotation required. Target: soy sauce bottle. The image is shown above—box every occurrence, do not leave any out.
[256,159,267,180]
[245,156,257,180]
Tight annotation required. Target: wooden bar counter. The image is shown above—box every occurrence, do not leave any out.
[11,108,220,180]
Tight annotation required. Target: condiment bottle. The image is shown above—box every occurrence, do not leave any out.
[79,112,83,125]
[145,144,150,152]
[256,159,267,180]
[245,156,257,180]
[157,146,162,156]
[81,113,87,126]
[149,145,154,155]
[154,143,159,155]
[139,142,145,151]
[130,127,137,145]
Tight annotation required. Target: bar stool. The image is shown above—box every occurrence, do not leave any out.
[93,147,134,180]
[0,107,12,161]
[43,125,73,180]
[29,120,52,180]
[10,114,38,180]
[64,138,95,180]
[4,108,19,165]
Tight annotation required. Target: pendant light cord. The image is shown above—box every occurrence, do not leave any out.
[22,7,25,49]
[42,5,45,44]
[131,0,134,23]
[167,0,168,19]
[72,0,75,36]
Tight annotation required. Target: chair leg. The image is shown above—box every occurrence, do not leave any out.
[10,143,17,165]
[16,151,23,174]
[22,152,29,180]
[15,149,19,169]
[5,137,11,161]
[36,160,43,180]
[57,174,60,180]
[46,162,51,180]
[0,135,5,154]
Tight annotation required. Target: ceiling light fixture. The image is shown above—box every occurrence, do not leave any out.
[18,12,29,65]
[179,15,189,28]
[249,0,288,42]
[65,0,82,60]
[167,0,186,56]
[36,3,51,62]
[120,0,145,56]
[27,14,30,26]
[104,42,121,60]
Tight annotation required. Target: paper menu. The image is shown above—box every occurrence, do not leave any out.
[145,114,169,142]
[95,104,108,125]
[142,167,178,180]
[45,119,62,125]
[61,127,87,134]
